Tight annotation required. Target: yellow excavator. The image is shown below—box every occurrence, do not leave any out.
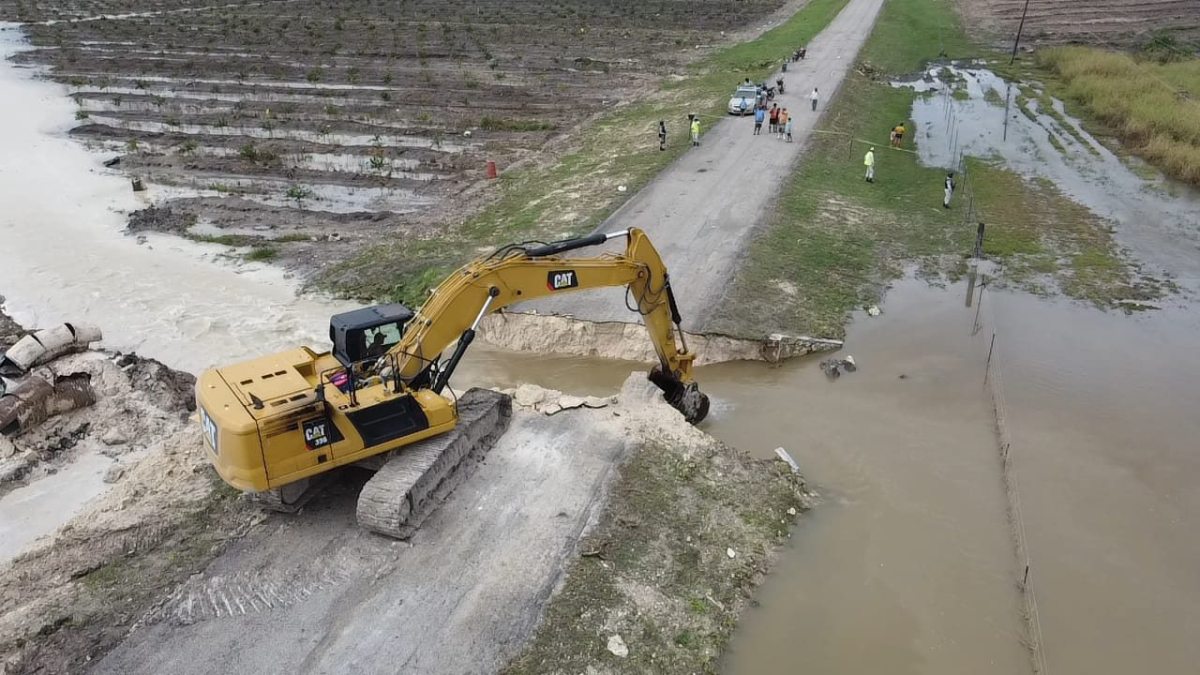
[196,228,709,537]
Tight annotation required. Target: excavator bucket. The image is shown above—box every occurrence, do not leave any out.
[648,368,710,424]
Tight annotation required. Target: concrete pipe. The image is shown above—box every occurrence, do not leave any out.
[0,374,96,437]
[0,322,103,377]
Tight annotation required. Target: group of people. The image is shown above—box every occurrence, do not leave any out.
[792,46,807,62]
[889,121,906,147]
[753,103,793,141]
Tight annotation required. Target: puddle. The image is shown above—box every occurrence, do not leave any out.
[893,64,1200,289]
[0,451,114,562]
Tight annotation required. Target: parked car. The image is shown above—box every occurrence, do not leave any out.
[727,85,758,115]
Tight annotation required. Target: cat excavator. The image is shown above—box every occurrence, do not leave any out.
[196,228,709,538]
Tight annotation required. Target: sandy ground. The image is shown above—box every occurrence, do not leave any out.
[516,0,885,334]
[93,378,684,674]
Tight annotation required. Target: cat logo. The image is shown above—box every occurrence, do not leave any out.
[547,270,579,291]
[303,418,331,450]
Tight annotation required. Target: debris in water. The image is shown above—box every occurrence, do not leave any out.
[607,634,629,658]
[774,447,801,474]
[819,355,858,379]
[103,156,121,168]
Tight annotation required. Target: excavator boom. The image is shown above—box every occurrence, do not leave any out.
[393,227,706,422]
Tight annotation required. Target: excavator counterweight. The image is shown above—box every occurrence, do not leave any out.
[196,228,709,538]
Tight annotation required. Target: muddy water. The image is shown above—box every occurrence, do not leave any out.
[713,277,1030,674]
[986,293,1200,673]
[0,451,115,560]
[0,23,355,374]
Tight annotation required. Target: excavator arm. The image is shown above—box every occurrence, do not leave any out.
[388,228,709,423]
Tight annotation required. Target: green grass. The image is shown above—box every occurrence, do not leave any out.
[1037,46,1200,185]
[479,116,557,132]
[315,0,852,306]
[709,0,1155,338]
[502,440,806,675]
[245,246,278,262]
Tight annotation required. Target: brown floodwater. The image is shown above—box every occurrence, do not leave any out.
[710,275,1200,674]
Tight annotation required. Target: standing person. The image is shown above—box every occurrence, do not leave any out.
[658,120,667,151]
[690,116,701,146]
[864,147,876,182]
[753,105,765,135]
[943,172,955,208]
[769,103,780,134]
[800,46,807,60]
[893,121,906,147]
[785,116,794,142]
[778,108,789,138]
[776,77,785,95]
[810,87,819,112]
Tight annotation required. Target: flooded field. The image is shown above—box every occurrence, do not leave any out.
[1,0,798,280]
[897,63,1200,290]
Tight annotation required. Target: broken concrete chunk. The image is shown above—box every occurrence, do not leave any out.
[606,634,629,658]
[512,383,546,408]
[100,427,129,446]
[726,547,737,559]
[103,464,126,484]
[773,447,801,475]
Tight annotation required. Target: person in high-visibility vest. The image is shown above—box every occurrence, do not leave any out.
[691,118,701,146]
[864,147,876,183]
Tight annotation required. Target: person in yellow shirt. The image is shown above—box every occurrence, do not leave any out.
[864,147,876,183]
[690,117,701,146]
[891,122,906,147]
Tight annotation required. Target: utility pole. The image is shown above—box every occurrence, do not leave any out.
[1010,0,1032,64]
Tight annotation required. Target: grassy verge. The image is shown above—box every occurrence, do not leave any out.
[1035,46,1200,185]
[709,0,1158,339]
[503,440,807,674]
[315,0,852,304]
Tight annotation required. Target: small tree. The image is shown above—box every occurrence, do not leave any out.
[286,184,312,208]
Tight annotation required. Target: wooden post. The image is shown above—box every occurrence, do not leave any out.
[1010,0,1032,65]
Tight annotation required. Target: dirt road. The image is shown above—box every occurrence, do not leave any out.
[519,0,885,334]
[93,395,633,674]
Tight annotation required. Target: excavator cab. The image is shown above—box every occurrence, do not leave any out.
[329,304,414,367]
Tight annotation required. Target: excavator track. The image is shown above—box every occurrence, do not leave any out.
[356,388,512,539]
